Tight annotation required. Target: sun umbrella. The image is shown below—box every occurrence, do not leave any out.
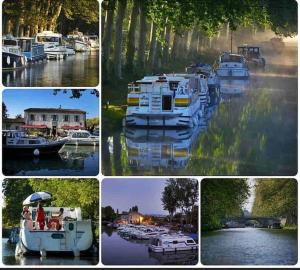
[23,192,52,205]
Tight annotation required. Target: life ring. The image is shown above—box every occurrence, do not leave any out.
[7,56,10,65]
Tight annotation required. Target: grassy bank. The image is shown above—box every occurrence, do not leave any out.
[283,225,298,231]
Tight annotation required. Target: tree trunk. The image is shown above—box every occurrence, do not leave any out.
[137,2,147,69]
[49,2,63,31]
[14,18,20,37]
[125,0,140,71]
[148,21,157,69]
[189,26,199,58]
[102,0,116,78]
[162,25,171,65]
[113,0,127,79]
[171,32,179,62]
[101,136,112,176]
[113,133,122,175]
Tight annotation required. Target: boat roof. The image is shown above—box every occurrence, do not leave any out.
[155,234,194,241]
[36,31,62,37]
[136,74,197,84]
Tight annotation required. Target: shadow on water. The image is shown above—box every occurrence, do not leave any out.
[101,227,198,265]
[102,57,297,176]
[3,51,99,87]
[201,228,297,265]
[2,239,98,265]
[3,145,99,176]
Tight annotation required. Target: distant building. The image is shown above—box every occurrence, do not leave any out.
[24,108,86,132]
[118,211,144,224]
[3,117,25,131]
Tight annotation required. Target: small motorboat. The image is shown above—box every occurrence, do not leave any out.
[148,234,198,253]
[2,36,27,70]
[237,45,266,67]
[67,32,89,52]
[64,130,99,146]
[86,35,99,50]
[2,130,66,157]
[216,52,249,78]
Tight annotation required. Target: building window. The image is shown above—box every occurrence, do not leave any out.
[42,114,46,121]
[64,115,69,122]
[74,115,79,122]
[30,114,35,121]
[52,115,58,121]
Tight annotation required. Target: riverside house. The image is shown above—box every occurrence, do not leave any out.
[3,117,25,131]
[24,107,86,134]
[118,211,144,224]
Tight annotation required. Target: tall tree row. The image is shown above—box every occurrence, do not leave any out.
[102,0,297,80]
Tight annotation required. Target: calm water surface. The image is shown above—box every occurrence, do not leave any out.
[2,239,98,265]
[201,228,297,265]
[3,145,99,176]
[102,47,297,176]
[101,227,198,265]
[3,52,99,87]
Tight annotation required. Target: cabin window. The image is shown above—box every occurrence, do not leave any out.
[187,239,195,244]
[51,233,64,239]
[69,223,74,231]
[64,115,69,122]
[42,114,46,121]
[29,140,39,144]
[169,82,179,91]
[52,115,58,121]
[172,240,178,244]
[162,95,172,111]
[30,114,35,121]
[74,115,80,122]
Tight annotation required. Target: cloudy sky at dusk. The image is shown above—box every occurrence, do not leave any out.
[102,178,168,215]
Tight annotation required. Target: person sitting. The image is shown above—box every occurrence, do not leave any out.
[35,202,45,230]
[57,208,64,230]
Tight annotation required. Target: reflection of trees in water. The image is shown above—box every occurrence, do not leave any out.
[188,88,297,175]
[102,136,112,175]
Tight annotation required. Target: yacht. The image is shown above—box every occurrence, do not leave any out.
[35,31,72,59]
[15,207,93,257]
[65,130,99,146]
[18,37,47,62]
[216,52,249,78]
[86,35,99,50]
[2,130,66,157]
[2,37,27,69]
[148,234,198,253]
[67,32,89,52]
[124,73,209,127]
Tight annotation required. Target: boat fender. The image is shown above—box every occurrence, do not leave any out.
[7,56,10,65]
[21,57,24,65]
[13,61,16,68]
[73,248,80,257]
[33,149,40,156]
[40,249,47,257]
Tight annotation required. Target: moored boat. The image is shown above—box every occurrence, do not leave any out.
[124,73,209,128]
[64,130,99,146]
[216,52,249,78]
[15,206,93,257]
[2,130,66,157]
[148,234,198,253]
[18,37,47,62]
[2,37,27,70]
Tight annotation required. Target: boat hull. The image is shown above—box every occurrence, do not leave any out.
[2,52,27,70]
[3,140,66,157]
[65,140,99,146]
[149,245,198,253]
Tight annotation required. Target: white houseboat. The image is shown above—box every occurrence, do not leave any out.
[148,234,198,253]
[124,74,210,128]
[3,37,27,69]
[15,206,93,257]
[35,31,73,59]
[216,52,249,78]
[64,130,99,146]
[2,130,66,157]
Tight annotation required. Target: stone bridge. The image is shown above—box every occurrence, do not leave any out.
[221,216,282,228]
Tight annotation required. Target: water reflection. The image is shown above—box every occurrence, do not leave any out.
[3,145,99,176]
[101,228,198,265]
[3,52,99,87]
[220,78,250,98]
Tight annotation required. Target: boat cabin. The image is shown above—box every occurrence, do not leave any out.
[2,130,46,146]
[18,37,45,61]
[3,38,21,54]
[35,31,63,47]
[238,46,261,59]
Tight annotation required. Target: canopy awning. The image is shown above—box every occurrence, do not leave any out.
[61,125,83,130]
[23,192,52,205]
[22,124,48,129]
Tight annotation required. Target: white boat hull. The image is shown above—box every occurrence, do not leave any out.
[16,220,93,257]
[216,68,249,78]
[149,245,198,253]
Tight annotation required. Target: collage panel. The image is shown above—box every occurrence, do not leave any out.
[2,89,99,176]
[201,178,298,266]
[101,178,199,266]
[2,178,99,266]
[2,0,99,87]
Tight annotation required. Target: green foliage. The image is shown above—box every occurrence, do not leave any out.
[86,117,99,129]
[101,206,116,222]
[252,179,297,226]
[201,179,250,231]
[2,102,8,119]
[2,178,99,227]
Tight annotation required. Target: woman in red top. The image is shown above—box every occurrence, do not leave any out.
[36,203,45,230]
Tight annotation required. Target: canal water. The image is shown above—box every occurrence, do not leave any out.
[2,239,98,266]
[3,145,99,176]
[201,228,298,265]
[102,46,297,176]
[101,227,198,265]
[3,51,99,87]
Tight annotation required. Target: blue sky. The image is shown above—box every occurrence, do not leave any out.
[3,89,99,119]
[102,178,168,215]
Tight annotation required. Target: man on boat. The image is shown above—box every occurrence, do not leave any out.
[36,203,45,230]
